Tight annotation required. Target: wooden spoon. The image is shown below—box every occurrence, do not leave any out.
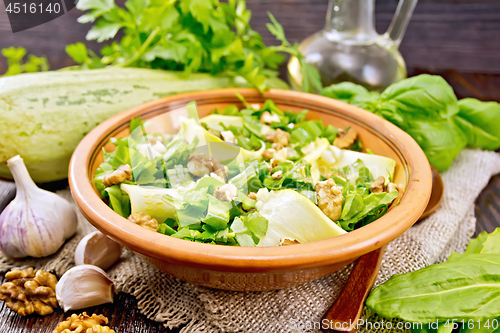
[321,167,444,333]
[321,246,386,333]
[418,166,444,221]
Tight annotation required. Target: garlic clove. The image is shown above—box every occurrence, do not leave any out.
[75,231,122,270]
[56,265,114,312]
[0,155,77,258]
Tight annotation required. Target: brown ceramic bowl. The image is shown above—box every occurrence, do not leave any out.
[69,88,432,291]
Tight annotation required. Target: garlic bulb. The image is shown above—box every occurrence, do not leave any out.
[75,231,122,270]
[56,265,114,311]
[0,155,77,258]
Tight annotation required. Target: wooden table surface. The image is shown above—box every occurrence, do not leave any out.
[0,69,499,332]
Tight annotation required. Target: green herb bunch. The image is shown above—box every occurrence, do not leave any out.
[1,47,49,77]
[323,75,500,172]
[66,0,322,93]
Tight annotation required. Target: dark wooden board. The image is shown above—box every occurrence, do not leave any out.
[0,286,175,333]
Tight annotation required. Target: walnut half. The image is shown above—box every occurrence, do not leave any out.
[53,312,116,333]
[187,152,229,180]
[265,128,290,147]
[315,178,344,222]
[370,176,399,194]
[333,128,359,149]
[370,176,386,193]
[0,267,58,316]
[279,238,301,246]
[102,164,133,187]
[128,212,159,232]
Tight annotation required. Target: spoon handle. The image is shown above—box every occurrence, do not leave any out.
[321,246,386,333]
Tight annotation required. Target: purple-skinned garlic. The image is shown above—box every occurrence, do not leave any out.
[0,155,77,258]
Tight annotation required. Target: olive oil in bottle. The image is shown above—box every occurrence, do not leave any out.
[288,0,417,92]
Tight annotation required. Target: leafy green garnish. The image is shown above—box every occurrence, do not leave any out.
[69,0,321,93]
[1,47,49,76]
[331,160,397,231]
[455,98,500,151]
[103,184,131,217]
[94,98,397,246]
[265,13,322,93]
[367,229,500,330]
[203,195,231,230]
[323,75,500,172]
[230,212,268,246]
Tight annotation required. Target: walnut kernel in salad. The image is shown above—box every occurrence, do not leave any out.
[94,98,398,247]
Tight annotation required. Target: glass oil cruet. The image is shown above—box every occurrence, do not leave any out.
[288,0,418,91]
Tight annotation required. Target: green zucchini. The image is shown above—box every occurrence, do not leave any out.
[0,68,288,182]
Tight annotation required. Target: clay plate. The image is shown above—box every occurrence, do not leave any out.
[69,88,432,291]
[418,166,444,221]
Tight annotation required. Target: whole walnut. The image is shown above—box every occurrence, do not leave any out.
[0,267,58,316]
[53,312,116,333]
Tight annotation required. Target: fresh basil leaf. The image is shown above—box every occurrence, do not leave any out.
[454,116,500,150]
[455,98,500,150]
[322,82,371,103]
[404,118,467,172]
[323,75,500,172]
[381,74,459,119]
[458,99,500,139]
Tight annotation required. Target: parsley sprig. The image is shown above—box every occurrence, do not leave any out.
[67,0,322,93]
[1,47,49,77]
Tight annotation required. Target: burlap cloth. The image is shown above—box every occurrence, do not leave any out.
[1,148,500,332]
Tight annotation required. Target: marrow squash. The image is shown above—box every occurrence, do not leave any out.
[0,68,288,182]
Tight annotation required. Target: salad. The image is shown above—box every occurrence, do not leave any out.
[94,96,399,247]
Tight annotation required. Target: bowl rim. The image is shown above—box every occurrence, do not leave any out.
[69,88,432,273]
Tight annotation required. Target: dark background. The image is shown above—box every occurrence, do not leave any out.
[0,0,500,74]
